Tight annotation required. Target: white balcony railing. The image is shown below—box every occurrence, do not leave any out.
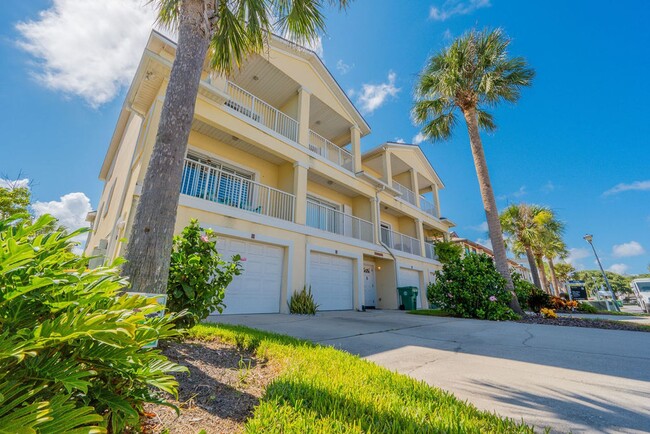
[224,81,299,142]
[309,130,354,171]
[380,227,421,256]
[424,242,438,260]
[181,158,295,222]
[393,180,417,206]
[307,200,373,243]
[419,195,438,217]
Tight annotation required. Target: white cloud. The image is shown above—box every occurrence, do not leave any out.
[15,0,157,107]
[442,29,453,40]
[394,137,405,143]
[412,132,426,145]
[612,241,645,258]
[497,185,527,201]
[429,0,491,21]
[476,237,493,250]
[355,71,400,115]
[608,263,629,275]
[566,247,590,270]
[0,178,30,189]
[336,59,351,74]
[603,180,650,196]
[305,35,323,58]
[32,192,92,254]
[541,181,555,193]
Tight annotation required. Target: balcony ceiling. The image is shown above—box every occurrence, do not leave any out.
[309,95,353,145]
[308,171,361,197]
[231,54,300,110]
[191,119,287,165]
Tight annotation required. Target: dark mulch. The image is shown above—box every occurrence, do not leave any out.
[518,314,650,332]
[143,339,279,434]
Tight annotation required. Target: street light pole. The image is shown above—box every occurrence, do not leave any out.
[583,234,620,311]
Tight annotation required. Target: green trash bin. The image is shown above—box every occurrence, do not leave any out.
[397,286,418,311]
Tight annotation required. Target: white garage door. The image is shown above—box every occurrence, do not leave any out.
[399,268,422,309]
[217,237,283,314]
[310,252,354,311]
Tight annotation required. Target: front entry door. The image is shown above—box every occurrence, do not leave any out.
[363,263,376,308]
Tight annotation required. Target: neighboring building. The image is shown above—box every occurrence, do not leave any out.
[86,30,455,314]
[450,233,534,283]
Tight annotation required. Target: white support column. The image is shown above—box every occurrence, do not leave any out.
[433,183,441,218]
[416,218,426,258]
[293,162,309,225]
[382,150,393,186]
[410,169,420,208]
[297,87,311,148]
[351,125,362,173]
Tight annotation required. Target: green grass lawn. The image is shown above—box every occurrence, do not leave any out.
[190,323,535,433]
[406,309,453,317]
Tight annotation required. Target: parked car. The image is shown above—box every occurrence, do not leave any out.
[630,278,650,313]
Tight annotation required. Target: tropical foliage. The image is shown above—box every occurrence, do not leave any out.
[288,285,319,315]
[167,219,241,328]
[0,214,186,433]
[413,28,534,315]
[433,241,463,264]
[572,270,633,296]
[0,179,30,218]
[512,271,538,310]
[427,254,518,321]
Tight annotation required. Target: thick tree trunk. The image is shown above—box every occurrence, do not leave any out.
[548,257,560,296]
[462,107,524,315]
[123,0,210,293]
[525,246,542,289]
[535,254,549,294]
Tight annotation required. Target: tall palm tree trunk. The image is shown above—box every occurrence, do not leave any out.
[548,257,560,296]
[535,254,550,294]
[525,246,542,289]
[123,0,210,293]
[463,107,524,315]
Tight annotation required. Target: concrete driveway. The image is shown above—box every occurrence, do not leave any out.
[211,310,650,433]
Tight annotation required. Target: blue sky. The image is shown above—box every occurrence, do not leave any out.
[1,0,648,274]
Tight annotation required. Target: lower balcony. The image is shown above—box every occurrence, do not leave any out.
[306,199,374,243]
[180,157,295,222]
[424,242,438,260]
[380,227,421,256]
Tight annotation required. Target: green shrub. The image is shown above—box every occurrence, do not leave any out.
[527,290,551,313]
[512,272,537,310]
[427,254,518,320]
[433,241,463,264]
[577,301,598,313]
[289,285,319,315]
[167,219,242,328]
[0,214,186,433]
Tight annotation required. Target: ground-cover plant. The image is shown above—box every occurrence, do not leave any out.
[527,290,552,313]
[406,309,453,317]
[427,254,518,321]
[576,302,598,313]
[167,219,241,328]
[0,214,186,433]
[540,308,557,319]
[288,285,319,315]
[190,323,535,433]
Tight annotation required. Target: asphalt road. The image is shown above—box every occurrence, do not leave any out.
[213,310,650,433]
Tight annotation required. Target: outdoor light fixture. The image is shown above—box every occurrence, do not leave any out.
[583,233,620,310]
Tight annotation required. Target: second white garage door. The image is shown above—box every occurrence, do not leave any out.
[217,237,284,314]
[310,252,354,311]
[399,268,422,309]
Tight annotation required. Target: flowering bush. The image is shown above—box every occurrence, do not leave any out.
[550,296,566,310]
[540,308,557,319]
[427,254,518,320]
[167,219,242,328]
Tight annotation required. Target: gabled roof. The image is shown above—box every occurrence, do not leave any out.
[361,141,446,189]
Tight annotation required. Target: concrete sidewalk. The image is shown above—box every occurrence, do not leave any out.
[211,310,650,433]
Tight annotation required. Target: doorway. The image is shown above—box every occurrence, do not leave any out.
[363,262,377,308]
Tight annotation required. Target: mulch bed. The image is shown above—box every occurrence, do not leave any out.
[143,339,279,434]
[517,314,649,332]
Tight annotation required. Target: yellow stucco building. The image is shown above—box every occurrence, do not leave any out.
[85,30,455,314]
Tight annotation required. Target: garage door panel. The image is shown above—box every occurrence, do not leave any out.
[217,236,283,314]
[310,252,353,311]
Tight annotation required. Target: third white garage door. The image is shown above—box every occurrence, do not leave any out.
[217,237,283,314]
[309,252,354,311]
[399,268,422,309]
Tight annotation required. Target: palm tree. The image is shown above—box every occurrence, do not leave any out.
[500,204,553,290]
[122,0,350,294]
[413,28,534,315]
[539,230,567,296]
[554,262,575,285]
